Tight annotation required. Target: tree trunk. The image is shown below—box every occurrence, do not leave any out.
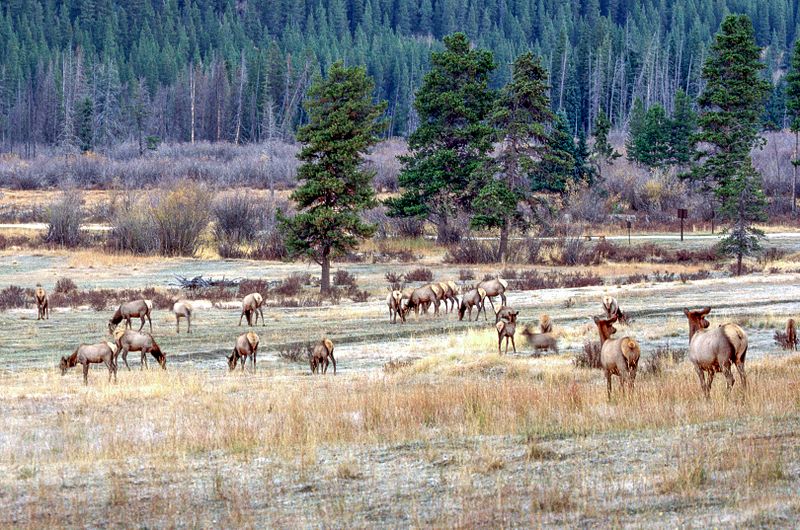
[737,252,743,276]
[436,216,449,245]
[793,131,798,214]
[320,247,331,294]
[498,220,509,264]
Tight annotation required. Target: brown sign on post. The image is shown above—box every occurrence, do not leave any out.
[677,208,688,241]
[626,220,632,244]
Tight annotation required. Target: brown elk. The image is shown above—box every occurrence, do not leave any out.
[787,318,797,351]
[495,305,515,324]
[495,309,519,355]
[593,315,640,399]
[522,326,558,353]
[386,290,405,323]
[228,331,259,372]
[435,281,459,313]
[60,342,117,385]
[478,278,508,319]
[108,299,153,334]
[539,314,552,333]
[310,338,336,374]
[602,295,628,324]
[239,292,265,326]
[173,300,193,333]
[114,329,166,370]
[683,307,748,399]
[35,284,49,320]
[458,288,486,321]
[403,285,441,318]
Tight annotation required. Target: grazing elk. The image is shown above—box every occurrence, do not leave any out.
[403,285,441,318]
[787,318,797,351]
[310,338,336,374]
[458,288,486,321]
[478,278,508,319]
[60,342,117,385]
[683,307,748,399]
[239,292,265,326]
[495,309,519,355]
[386,290,405,323]
[495,305,515,324]
[173,300,193,333]
[114,329,166,370]
[602,295,628,324]
[435,281,459,313]
[593,315,641,399]
[228,331,259,372]
[108,299,153,334]
[539,314,552,334]
[34,284,49,320]
[522,326,559,354]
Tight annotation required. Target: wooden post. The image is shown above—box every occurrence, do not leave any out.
[626,220,631,245]
[677,209,688,242]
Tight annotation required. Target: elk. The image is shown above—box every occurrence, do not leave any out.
[495,305,515,324]
[403,285,441,318]
[310,338,336,374]
[602,295,628,324]
[683,307,748,399]
[522,326,559,354]
[114,329,166,370]
[429,283,445,309]
[108,299,153,334]
[228,331,259,372]
[60,342,117,385]
[458,288,486,321]
[239,292,265,326]
[495,309,519,355]
[539,314,552,334]
[386,290,405,323]
[787,318,797,351]
[435,281,459,313]
[173,300,193,333]
[593,315,641,399]
[478,278,508,319]
[34,284,49,320]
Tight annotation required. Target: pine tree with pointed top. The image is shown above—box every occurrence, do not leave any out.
[279,62,387,293]
[786,38,800,214]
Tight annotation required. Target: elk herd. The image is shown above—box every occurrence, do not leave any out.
[28,276,766,401]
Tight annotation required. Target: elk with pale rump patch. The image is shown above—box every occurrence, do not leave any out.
[683,307,748,399]
[403,285,441,318]
[60,342,117,385]
[602,295,628,324]
[386,290,405,323]
[228,331,259,372]
[35,284,49,320]
[539,314,552,333]
[310,338,336,374]
[108,299,153,334]
[173,300,193,333]
[239,292,265,326]
[114,329,166,370]
[458,288,486,321]
[435,281,459,313]
[478,278,508,319]
[495,309,519,355]
[593,315,640,399]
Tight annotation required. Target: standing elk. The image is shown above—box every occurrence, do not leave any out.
[458,288,486,321]
[522,326,559,354]
[239,292,265,326]
[310,338,336,374]
[60,342,117,385]
[228,331,259,372]
[593,315,640,399]
[683,307,748,399]
[478,278,508,319]
[173,300,193,333]
[386,290,405,323]
[495,305,515,324]
[435,281,459,313]
[114,329,166,370]
[403,285,441,318]
[108,299,153,334]
[787,318,797,351]
[35,284,49,320]
[495,309,519,355]
[539,314,552,333]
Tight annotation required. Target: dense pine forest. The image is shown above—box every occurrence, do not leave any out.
[1,0,798,152]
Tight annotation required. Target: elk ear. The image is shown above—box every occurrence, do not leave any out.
[683,308,690,317]
[700,307,712,315]
[593,316,601,324]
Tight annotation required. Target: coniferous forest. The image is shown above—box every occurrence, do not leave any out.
[1,0,798,152]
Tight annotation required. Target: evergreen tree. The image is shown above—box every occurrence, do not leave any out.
[76,97,94,153]
[386,33,495,244]
[625,98,646,163]
[593,108,620,165]
[668,90,696,168]
[280,62,387,293]
[532,111,575,193]
[786,39,800,213]
[695,14,770,275]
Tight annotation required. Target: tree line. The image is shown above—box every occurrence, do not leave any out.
[1,0,799,153]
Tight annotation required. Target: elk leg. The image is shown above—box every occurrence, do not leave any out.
[501,292,507,307]
[147,313,152,332]
[694,365,707,399]
[239,311,244,326]
[138,316,145,332]
[176,316,180,334]
[259,308,265,326]
[83,362,89,385]
[511,335,516,354]
[497,333,502,355]
[735,362,747,392]
[187,314,191,334]
[122,348,131,371]
[141,351,148,370]
[330,353,336,375]
[722,364,735,395]
[605,371,612,400]
[252,349,257,373]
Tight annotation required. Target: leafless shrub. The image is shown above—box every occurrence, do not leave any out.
[385,271,404,290]
[151,182,212,256]
[573,341,602,369]
[383,358,416,373]
[333,269,358,288]
[443,238,497,264]
[774,330,797,351]
[54,277,78,293]
[459,269,475,281]
[44,190,83,247]
[643,344,687,376]
[405,267,433,282]
[213,191,263,246]
[107,193,159,254]
[273,274,305,297]
[0,286,27,310]
[374,243,415,262]
[277,342,313,363]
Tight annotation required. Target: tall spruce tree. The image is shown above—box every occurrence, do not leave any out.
[669,90,696,168]
[280,62,387,293]
[786,39,800,213]
[473,51,552,261]
[76,97,94,153]
[695,14,770,275]
[386,33,495,244]
[532,111,575,193]
[593,108,620,164]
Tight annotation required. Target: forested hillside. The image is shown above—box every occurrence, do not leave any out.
[0,0,797,152]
